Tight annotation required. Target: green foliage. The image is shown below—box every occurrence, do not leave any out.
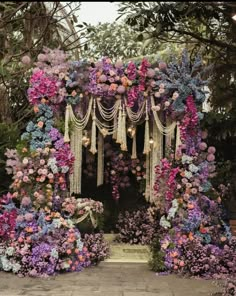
[149,236,166,272]
[80,22,180,61]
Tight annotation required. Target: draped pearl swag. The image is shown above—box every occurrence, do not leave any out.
[64,95,181,199]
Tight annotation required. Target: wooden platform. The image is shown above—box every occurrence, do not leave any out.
[104,234,151,263]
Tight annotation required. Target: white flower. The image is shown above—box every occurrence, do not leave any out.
[181,154,193,164]
[189,164,199,173]
[61,166,69,173]
[6,247,14,256]
[160,216,171,229]
[22,157,29,165]
[184,170,193,179]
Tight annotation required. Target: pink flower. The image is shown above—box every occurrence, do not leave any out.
[191,188,198,194]
[164,101,170,107]
[47,173,54,179]
[16,215,24,223]
[172,92,179,100]
[16,171,23,178]
[181,178,188,184]
[21,196,31,207]
[207,154,215,162]
[42,168,48,175]
[22,157,29,165]
[24,213,33,222]
[21,55,31,65]
[38,169,43,175]
[207,146,216,154]
[147,69,155,78]
[40,176,46,182]
[158,62,167,70]
[23,176,29,183]
[201,130,208,139]
[179,261,185,267]
[37,121,44,128]
[199,142,207,151]
[40,159,46,165]
[183,193,189,200]
[117,85,125,94]
[28,169,34,175]
[99,74,107,82]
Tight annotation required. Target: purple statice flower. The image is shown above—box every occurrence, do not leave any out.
[48,128,61,141]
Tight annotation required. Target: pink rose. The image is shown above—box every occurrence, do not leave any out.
[99,74,107,82]
[22,157,29,165]
[199,142,207,151]
[117,85,125,94]
[37,121,44,128]
[23,176,29,183]
[147,69,155,78]
[40,159,46,165]
[207,154,215,162]
[179,261,185,267]
[16,171,23,178]
[164,101,170,107]
[191,188,198,194]
[207,146,216,154]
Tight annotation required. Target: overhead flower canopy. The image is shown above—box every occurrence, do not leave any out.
[25,47,209,201]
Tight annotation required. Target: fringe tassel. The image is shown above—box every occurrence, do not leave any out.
[143,119,150,154]
[175,124,182,158]
[131,131,137,159]
[145,153,150,201]
[90,99,97,154]
[121,106,127,151]
[165,118,172,149]
[69,128,76,195]
[116,105,123,144]
[150,122,158,203]
[70,127,83,194]
[112,110,118,140]
[97,131,104,186]
[64,105,70,142]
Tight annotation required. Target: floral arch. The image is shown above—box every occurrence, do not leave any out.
[0,47,234,278]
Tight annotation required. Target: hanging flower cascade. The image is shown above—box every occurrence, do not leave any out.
[152,111,235,278]
[0,48,108,277]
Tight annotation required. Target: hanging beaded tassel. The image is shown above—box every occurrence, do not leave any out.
[97,131,104,186]
[131,130,137,159]
[64,104,70,142]
[76,127,83,194]
[112,101,119,140]
[116,105,123,144]
[90,99,97,154]
[69,128,76,195]
[121,105,127,151]
[145,153,150,201]
[165,118,174,150]
[175,123,182,158]
[143,101,151,154]
[70,127,83,194]
[150,121,158,203]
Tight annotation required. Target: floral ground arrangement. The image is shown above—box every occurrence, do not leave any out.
[0,48,235,285]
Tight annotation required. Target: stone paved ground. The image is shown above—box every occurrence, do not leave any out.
[0,263,221,296]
